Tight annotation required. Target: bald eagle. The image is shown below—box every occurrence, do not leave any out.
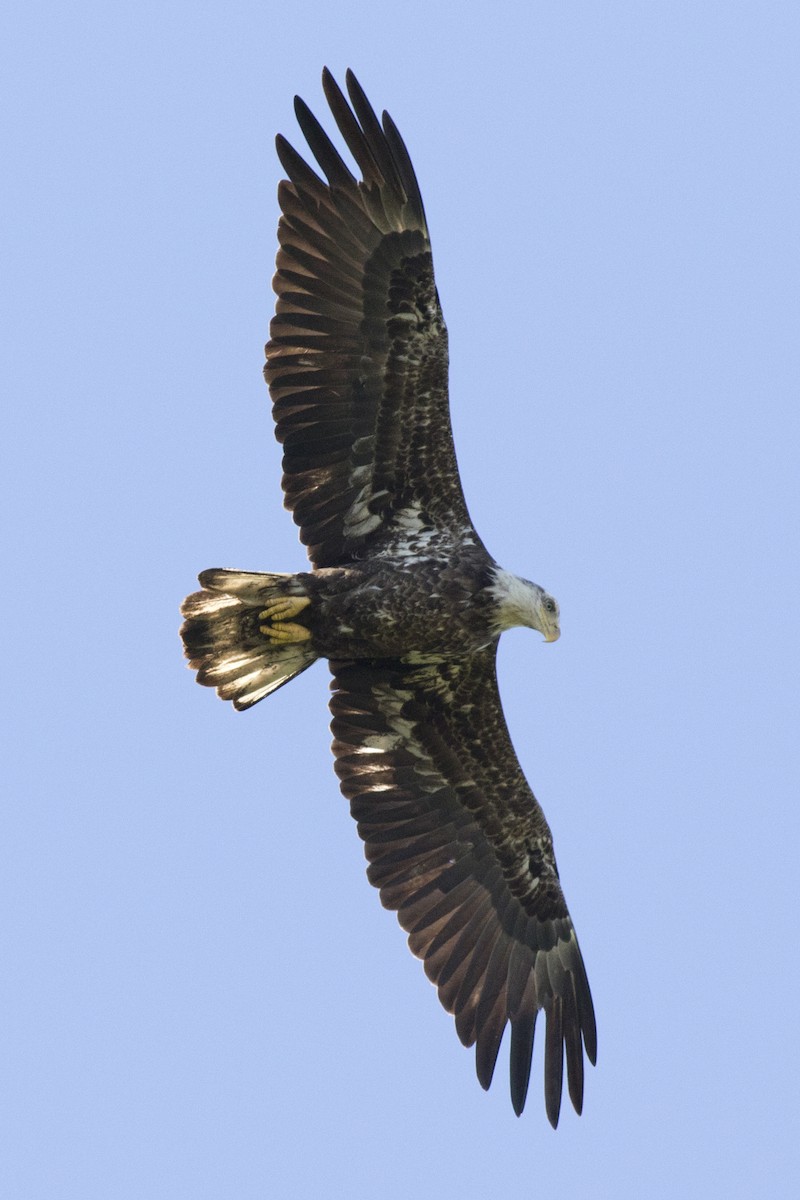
[181,68,596,1127]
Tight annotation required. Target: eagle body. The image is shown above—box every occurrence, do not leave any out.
[181,69,596,1127]
[290,543,501,660]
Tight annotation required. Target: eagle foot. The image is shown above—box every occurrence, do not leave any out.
[258,596,311,623]
[259,620,311,644]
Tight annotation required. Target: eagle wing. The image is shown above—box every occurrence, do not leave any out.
[265,69,472,567]
[329,646,596,1126]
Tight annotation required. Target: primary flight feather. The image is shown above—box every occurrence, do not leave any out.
[181,67,596,1127]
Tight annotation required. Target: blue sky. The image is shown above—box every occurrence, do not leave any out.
[3,2,799,1196]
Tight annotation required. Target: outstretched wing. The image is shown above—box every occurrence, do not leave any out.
[265,69,473,568]
[329,647,596,1126]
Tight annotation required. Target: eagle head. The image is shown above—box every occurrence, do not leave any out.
[488,568,561,642]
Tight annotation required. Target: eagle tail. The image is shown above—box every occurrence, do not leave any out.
[180,568,318,710]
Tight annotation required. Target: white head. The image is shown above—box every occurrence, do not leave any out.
[488,568,561,642]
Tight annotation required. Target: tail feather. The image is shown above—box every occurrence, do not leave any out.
[181,569,317,710]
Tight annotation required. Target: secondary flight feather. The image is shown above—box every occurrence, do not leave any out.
[181,67,596,1127]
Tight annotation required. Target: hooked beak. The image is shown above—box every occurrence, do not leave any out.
[543,627,561,643]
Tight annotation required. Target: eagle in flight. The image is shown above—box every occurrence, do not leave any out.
[181,68,596,1127]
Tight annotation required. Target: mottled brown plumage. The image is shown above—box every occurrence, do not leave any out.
[181,68,595,1126]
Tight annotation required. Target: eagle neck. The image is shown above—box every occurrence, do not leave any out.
[487,566,543,634]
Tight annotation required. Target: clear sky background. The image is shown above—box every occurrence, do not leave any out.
[3,2,799,1197]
